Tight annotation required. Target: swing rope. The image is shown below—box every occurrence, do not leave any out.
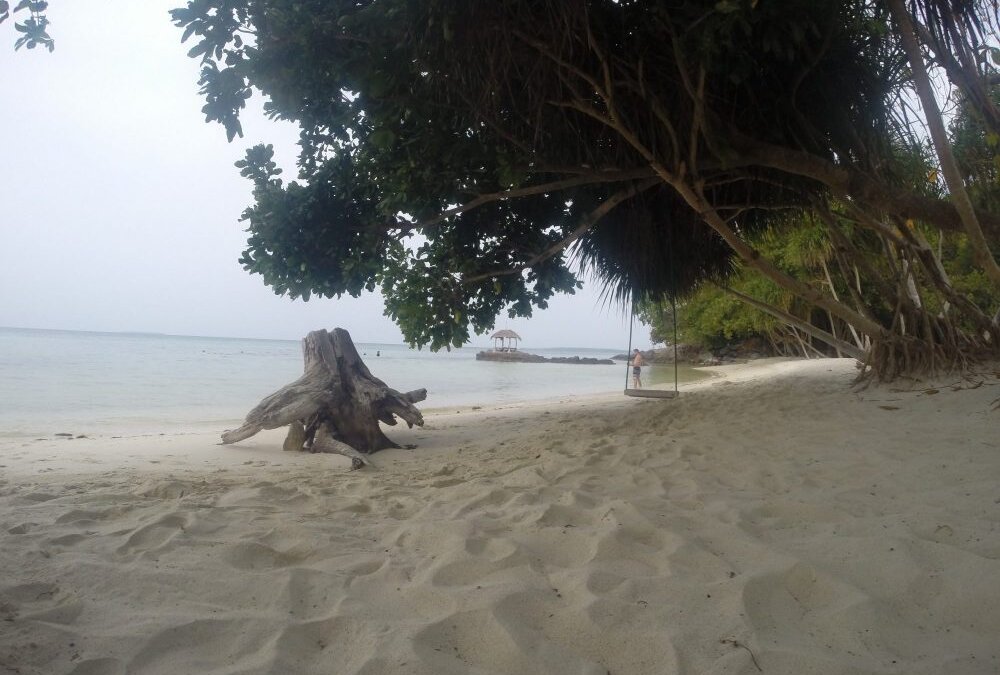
[670,226,679,394]
[672,292,679,395]
[624,233,680,396]
[625,301,635,390]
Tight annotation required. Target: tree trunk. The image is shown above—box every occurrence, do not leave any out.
[222,328,426,466]
[713,281,865,360]
[887,0,1000,290]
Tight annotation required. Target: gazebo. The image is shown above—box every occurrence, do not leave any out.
[489,329,522,352]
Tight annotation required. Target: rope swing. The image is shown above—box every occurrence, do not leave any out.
[623,294,679,399]
[624,231,680,399]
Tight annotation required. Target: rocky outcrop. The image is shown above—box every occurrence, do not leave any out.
[476,350,546,363]
[475,351,614,365]
[547,355,616,365]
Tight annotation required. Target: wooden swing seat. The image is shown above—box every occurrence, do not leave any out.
[624,388,678,399]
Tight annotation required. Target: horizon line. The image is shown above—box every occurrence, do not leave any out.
[0,325,628,352]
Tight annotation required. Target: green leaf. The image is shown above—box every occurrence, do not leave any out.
[370,129,396,149]
[368,73,392,98]
[181,22,198,43]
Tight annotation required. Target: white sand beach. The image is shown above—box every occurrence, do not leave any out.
[1,357,999,675]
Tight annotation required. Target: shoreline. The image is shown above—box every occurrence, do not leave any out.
[3,357,999,674]
[2,361,724,446]
[0,325,641,444]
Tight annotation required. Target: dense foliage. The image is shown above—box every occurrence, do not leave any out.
[646,218,1000,357]
[12,0,990,377]
[642,76,1000,358]
[163,0,999,376]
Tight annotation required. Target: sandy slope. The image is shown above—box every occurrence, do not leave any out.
[1,358,998,675]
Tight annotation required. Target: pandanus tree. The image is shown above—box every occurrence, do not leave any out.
[166,0,1000,380]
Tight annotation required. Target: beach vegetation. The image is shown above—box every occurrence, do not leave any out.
[645,210,1000,359]
[152,0,1000,379]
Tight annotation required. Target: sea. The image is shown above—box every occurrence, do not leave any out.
[0,327,705,439]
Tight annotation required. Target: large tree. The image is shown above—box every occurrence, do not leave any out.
[169,0,1000,379]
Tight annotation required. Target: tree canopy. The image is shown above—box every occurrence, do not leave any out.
[160,1,1000,376]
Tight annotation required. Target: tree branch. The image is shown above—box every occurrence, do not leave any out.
[405,168,656,231]
[723,133,1000,240]
[462,177,660,284]
[513,29,607,102]
[713,282,865,360]
[888,0,1000,289]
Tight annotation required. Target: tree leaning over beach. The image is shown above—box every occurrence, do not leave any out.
[165,0,1000,380]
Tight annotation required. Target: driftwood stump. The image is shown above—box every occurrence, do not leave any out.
[222,328,426,468]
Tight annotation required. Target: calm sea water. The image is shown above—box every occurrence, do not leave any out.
[0,327,703,439]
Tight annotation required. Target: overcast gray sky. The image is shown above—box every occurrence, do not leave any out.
[0,1,643,349]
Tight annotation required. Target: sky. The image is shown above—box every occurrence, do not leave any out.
[0,1,642,350]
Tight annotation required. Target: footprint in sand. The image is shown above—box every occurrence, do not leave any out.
[533,502,602,529]
[385,499,421,520]
[741,561,871,647]
[430,538,524,587]
[453,488,514,517]
[66,657,127,675]
[21,597,85,625]
[0,581,77,625]
[126,618,267,674]
[116,512,191,557]
[281,567,344,619]
[517,529,599,570]
[134,480,193,499]
[464,536,517,558]
[1,581,60,605]
[345,558,385,578]
[253,482,312,505]
[55,509,106,525]
[222,541,313,570]
[430,477,465,488]
[269,615,382,673]
[413,608,529,672]
[339,499,372,514]
[19,492,58,503]
[47,533,88,547]
[415,604,610,674]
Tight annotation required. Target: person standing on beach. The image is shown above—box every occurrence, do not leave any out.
[631,348,645,388]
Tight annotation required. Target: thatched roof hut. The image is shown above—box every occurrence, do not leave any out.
[489,329,522,352]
